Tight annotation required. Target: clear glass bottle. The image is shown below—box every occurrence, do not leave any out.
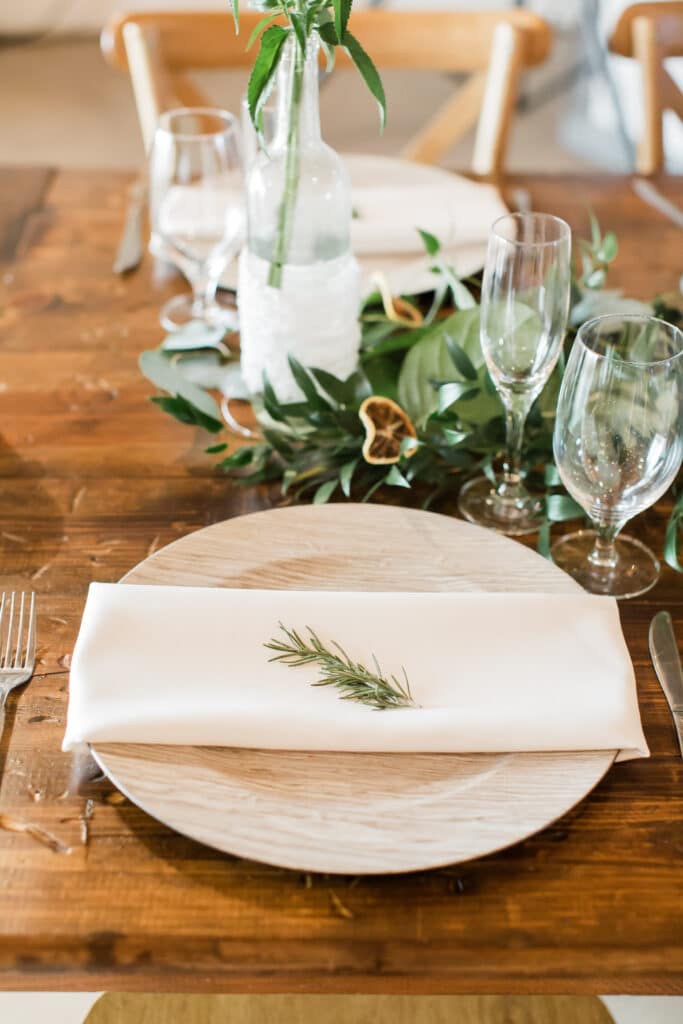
[238,35,361,405]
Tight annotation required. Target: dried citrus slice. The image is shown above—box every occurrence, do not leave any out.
[359,396,417,465]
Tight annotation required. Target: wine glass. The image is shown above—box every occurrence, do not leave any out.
[458,212,571,535]
[552,314,683,599]
[149,107,245,333]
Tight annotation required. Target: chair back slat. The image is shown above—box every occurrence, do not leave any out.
[102,8,552,176]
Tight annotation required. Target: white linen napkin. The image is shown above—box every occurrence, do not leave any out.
[350,181,508,255]
[63,583,648,761]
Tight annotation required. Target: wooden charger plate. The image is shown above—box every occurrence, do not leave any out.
[93,505,615,874]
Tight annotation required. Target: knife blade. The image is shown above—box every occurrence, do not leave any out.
[113,177,147,275]
[648,611,683,758]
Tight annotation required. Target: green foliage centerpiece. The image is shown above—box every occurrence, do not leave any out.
[140,214,683,575]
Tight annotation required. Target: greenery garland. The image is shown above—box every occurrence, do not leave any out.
[139,218,683,574]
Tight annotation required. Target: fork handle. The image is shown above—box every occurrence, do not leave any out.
[0,690,7,748]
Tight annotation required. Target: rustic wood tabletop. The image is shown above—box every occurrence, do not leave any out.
[0,168,681,994]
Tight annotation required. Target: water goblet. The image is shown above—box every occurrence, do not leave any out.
[149,107,244,333]
[458,212,572,535]
[552,314,683,599]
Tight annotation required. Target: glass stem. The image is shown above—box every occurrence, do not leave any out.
[268,38,304,289]
[191,266,218,320]
[498,400,529,498]
[588,521,620,571]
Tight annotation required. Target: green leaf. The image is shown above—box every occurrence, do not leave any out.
[247,12,280,50]
[537,519,551,559]
[139,350,223,426]
[290,12,307,54]
[442,428,470,446]
[589,212,601,250]
[229,0,240,33]
[342,30,387,131]
[288,355,330,410]
[150,395,223,433]
[313,478,338,504]
[597,231,618,263]
[340,458,358,498]
[586,268,606,290]
[664,491,683,573]
[218,447,256,470]
[418,229,440,257]
[247,25,289,124]
[262,372,286,423]
[545,494,583,522]
[309,366,356,406]
[206,442,228,454]
[438,381,480,412]
[544,463,561,487]
[385,465,411,488]
[333,0,352,44]
[445,335,478,381]
[398,309,487,425]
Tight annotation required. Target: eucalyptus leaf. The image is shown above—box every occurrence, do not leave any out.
[139,350,223,426]
[313,478,338,504]
[339,458,358,497]
[545,493,583,522]
[384,465,411,488]
[418,228,440,257]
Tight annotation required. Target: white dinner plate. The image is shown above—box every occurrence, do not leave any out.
[92,505,614,875]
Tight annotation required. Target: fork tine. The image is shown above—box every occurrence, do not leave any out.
[2,592,15,669]
[13,593,25,669]
[25,593,36,669]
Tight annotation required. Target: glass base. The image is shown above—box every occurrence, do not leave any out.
[551,530,660,599]
[457,475,543,537]
[160,293,239,333]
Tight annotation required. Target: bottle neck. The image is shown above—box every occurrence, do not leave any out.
[274,35,321,149]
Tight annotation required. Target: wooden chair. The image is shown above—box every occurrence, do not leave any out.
[609,2,683,174]
[101,9,552,178]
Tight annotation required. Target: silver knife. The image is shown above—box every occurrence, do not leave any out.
[113,176,147,275]
[633,178,683,231]
[648,611,683,757]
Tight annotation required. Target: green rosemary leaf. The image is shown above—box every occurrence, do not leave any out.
[418,228,440,257]
[265,623,417,710]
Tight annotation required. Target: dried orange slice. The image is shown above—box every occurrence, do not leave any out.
[359,396,417,465]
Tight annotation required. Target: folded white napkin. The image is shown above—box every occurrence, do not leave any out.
[63,583,648,761]
[351,182,508,255]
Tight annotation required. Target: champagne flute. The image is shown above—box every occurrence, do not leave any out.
[552,314,683,599]
[458,212,571,535]
[149,107,244,332]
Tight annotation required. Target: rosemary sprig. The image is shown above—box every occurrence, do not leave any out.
[264,623,417,710]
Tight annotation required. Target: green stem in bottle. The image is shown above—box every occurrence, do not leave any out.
[267,34,304,288]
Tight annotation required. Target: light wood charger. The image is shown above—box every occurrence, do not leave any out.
[93,504,615,874]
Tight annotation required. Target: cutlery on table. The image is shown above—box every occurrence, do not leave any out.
[632,177,683,230]
[113,176,148,274]
[648,611,683,758]
[0,592,36,757]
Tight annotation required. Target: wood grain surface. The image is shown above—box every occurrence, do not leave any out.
[0,169,682,994]
[87,992,616,1024]
[93,505,614,874]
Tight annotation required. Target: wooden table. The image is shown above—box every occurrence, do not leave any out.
[0,169,681,995]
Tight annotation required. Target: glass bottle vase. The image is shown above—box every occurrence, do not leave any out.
[238,35,361,405]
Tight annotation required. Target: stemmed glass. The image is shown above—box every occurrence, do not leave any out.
[458,212,572,535]
[149,107,245,333]
[552,314,683,599]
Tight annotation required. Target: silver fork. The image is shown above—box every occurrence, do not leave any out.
[0,592,36,748]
